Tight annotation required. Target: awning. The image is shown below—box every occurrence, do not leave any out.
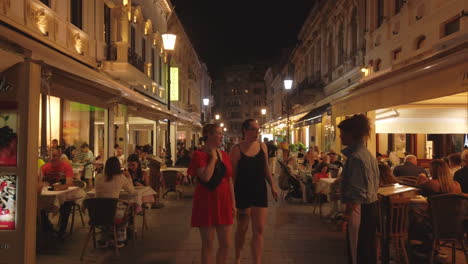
[294,103,331,128]
[332,43,468,117]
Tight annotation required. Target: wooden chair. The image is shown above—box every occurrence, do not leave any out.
[389,196,411,264]
[80,198,134,261]
[67,180,87,235]
[428,194,468,264]
[162,170,183,199]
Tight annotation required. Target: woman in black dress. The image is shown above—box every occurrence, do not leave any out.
[229,119,278,264]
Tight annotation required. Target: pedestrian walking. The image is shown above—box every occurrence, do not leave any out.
[229,119,278,264]
[188,123,235,264]
[338,114,379,264]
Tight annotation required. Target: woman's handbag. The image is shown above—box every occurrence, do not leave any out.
[200,150,226,191]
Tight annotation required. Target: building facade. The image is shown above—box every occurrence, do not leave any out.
[0,0,206,262]
[264,0,467,158]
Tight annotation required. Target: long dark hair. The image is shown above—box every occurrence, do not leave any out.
[241,118,256,140]
[64,146,76,160]
[127,153,142,179]
[104,157,122,181]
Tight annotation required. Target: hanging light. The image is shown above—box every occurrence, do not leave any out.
[203,98,210,106]
[284,78,293,90]
[161,33,177,51]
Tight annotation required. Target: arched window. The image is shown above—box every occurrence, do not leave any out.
[327,33,333,74]
[415,35,426,50]
[338,25,344,65]
[350,8,358,56]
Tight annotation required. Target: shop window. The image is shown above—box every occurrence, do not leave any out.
[392,48,402,61]
[442,16,460,37]
[415,35,426,50]
[70,0,83,29]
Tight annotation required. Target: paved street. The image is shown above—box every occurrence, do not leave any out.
[37,187,347,264]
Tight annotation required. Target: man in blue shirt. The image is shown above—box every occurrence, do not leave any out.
[338,114,379,264]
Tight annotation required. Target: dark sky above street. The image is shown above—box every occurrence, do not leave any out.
[171,0,315,77]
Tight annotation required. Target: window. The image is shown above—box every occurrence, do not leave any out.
[130,27,136,53]
[394,0,404,15]
[104,4,112,60]
[151,48,156,81]
[392,48,402,60]
[158,55,163,85]
[70,0,83,29]
[350,8,358,55]
[443,16,460,37]
[374,59,381,72]
[415,35,426,50]
[337,25,344,65]
[142,38,146,62]
[377,0,385,28]
[40,0,50,6]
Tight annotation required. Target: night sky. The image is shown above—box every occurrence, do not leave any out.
[171,0,315,77]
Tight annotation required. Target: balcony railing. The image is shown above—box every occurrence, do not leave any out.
[127,47,145,72]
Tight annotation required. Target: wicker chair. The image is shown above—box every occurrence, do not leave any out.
[80,198,134,260]
[162,170,183,199]
[428,194,468,264]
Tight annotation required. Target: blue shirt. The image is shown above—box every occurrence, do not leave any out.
[340,142,379,204]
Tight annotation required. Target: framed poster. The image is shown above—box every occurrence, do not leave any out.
[0,111,17,167]
[0,174,16,230]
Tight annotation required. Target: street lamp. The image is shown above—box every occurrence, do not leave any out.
[202,98,210,124]
[203,98,210,106]
[220,123,224,127]
[283,78,293,144]
[162,33,177,167]
[261,108,266,115]
[215,114,220,120]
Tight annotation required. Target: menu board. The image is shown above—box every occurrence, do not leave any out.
[0,174,16,230]
[0,112,17,167]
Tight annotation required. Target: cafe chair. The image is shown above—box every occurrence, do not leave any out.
[80,198,134,261]
[162,170,183,199]
[377,196,411,264]
[68,180,87,235]
[428,194,468,264]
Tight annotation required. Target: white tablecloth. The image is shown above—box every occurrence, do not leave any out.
[87,186,157,207]
[316,178,337,195]
[39,186,86,213]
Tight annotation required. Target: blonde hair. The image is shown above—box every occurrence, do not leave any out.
[430,159,455,193]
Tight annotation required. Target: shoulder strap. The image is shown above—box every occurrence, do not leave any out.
[216,149,222,160]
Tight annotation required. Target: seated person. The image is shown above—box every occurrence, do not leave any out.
[417,159,461,196]
[328,152,343,178]
[175,149,191,167]
[124,154,150,186]
[313,162,330,182]
[95,157,137,248]
[378,163,399,186]
[286,156,299,175]
[302,150,319,170]
[140,145,152,170]
[454,149,468,193]
[40,148,73,235]
[393,155,427,177]
[73,143,95,188]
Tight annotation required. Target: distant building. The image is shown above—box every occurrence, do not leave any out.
[213,63,268,142]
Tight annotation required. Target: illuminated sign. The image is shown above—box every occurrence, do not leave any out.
[170,67,179,101]
[0,174,16,230]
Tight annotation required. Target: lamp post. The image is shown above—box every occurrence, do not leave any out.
[284,78,293,144]
[215,114,220,120]
[202,98,210,124]
[261,108,266,125]
[162,33,177,167]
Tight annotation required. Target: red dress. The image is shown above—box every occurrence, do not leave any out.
[188,150,233,227]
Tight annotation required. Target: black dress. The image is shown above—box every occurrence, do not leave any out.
[234,143,268,209]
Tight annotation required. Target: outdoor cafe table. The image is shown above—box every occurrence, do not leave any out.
[39,186,87,213]
[378,183,420,264]
[161,167,188,176]
[316,178,337,197]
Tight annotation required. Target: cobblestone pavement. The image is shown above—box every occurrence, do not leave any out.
[37,186,348,264]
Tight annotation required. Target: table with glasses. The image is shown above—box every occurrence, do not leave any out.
[39,186,87,213]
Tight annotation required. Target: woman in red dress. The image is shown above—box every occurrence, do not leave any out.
[188,123,236,264]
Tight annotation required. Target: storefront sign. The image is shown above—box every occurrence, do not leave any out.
[0,174,16,230]
[170,67,179,101]
[0,112,17,167]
